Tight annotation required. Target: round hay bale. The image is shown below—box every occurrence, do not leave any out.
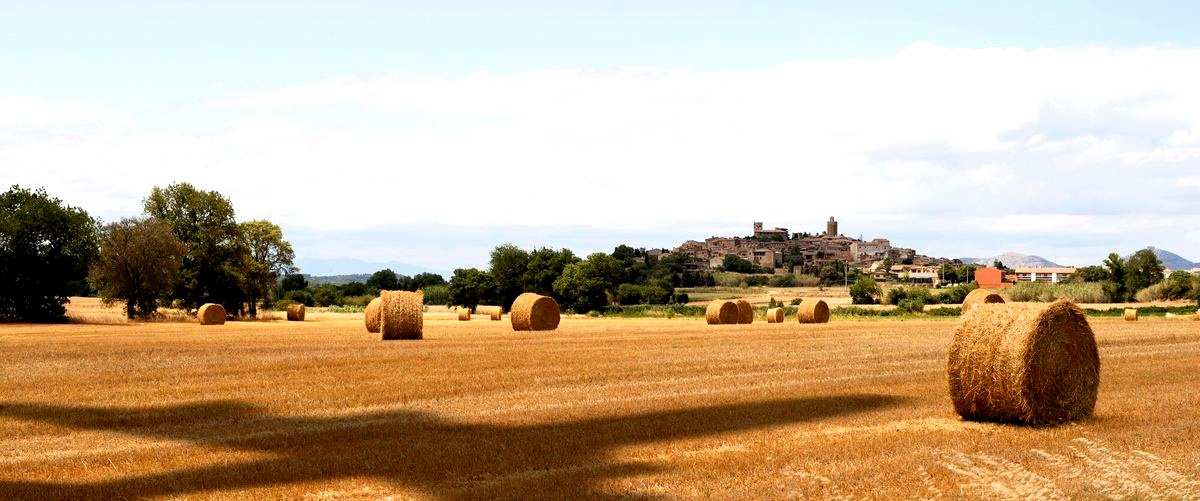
[380,290,423,340]
[1123,308,1139,321]
[286,303,305,321]
[766,307,785,323]
[490,310,502,321]
[796,299,830,324]
[476,305,503,321]
[457,308,471,321]
[705,300,738,325]
[197,303,226,325]
[364,297,382,333]
[510,293,560,331]
[947,300,1100,425]
[735,299,753,324]
[961,289,1005,314]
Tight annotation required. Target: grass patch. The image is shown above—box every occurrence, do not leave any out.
[1084,306,1198,317]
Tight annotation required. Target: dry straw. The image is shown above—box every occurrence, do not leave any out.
[477,305,503,321]
[766,307,785,323]
[961,289,1005,314]
[510,293,560,331]
[947,300,1100,425]
[735,299,753,324]
[197,303,226,325]
[457,308,471,321]
[286,303,305,322]
[705,300,738,325]
[796,299,830,324]
[380,290,423,340]
[364,297,382,333]
[1123,308,1139,321]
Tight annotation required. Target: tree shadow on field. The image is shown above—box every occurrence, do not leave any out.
[0,393,903,499]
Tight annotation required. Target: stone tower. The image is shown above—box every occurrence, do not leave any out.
[826,217,838,237]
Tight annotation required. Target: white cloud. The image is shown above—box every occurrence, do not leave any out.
[5,43,1200,265]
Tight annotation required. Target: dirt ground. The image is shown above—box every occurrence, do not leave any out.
[1,300,1198,499]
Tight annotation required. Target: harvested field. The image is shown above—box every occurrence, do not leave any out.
[1,302,1198,498]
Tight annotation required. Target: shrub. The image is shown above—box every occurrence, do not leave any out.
[934,283,977,305]
[790,298,802,305]
[673,292,690,304]
[713,272,746,287]
[282,289,314,306]
[897,297,927,313]
[849,276,880,305]
[341,294,374,308]
[744,275,769,286]
[1006,282,1110,303]
[885,286,933,306]
[768,274,796,287]
[793,274,821,287]
[422,284,451,305]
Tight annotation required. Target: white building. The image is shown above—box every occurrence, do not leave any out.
[1014,267,1076,283]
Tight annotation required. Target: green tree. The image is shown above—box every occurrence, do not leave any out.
[144,183,244,312]
[721,254,761,273]
[238,220,295,317]
[1161,270,1195,300]
[1125,248,1165,296]
[279,273,308,293]
[1102,253,1129,302]
[410,272,446,291]
[89,217,185,319]
[1074,265,1110,283]
[523,247,579,295]
[489,244,531,307]
[367,269,400,291]
[849,276,880,305]
[553,252,622,312]
[448,268,498,310]
[0,186,99,321]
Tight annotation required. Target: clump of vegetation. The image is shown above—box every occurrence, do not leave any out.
[1005,282,1110,303]
[1135,271,1197,302]
[849,276,880,305]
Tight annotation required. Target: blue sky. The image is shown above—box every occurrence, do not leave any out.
[4,2,1200,274]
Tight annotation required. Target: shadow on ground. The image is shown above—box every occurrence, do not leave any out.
[0,393,903,498]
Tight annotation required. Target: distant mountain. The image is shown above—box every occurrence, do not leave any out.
[955,252,1062,268]
[1127,247,1197,271]
[294,257,442,277]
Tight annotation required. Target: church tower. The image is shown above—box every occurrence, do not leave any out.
[826,217,838,237]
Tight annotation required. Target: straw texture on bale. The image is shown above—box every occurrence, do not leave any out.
[796,299,830,324]
[961,289,1005,314]
[947,300,1100,425]
[1124,308,1139,321]
[197,303,226,325]
[735,299,753,324]
[286,303,305,321]
[510,293,560,331]
[457,308,471,321]
[364,297,382,333]
[380,290,423,340]
[476,305,503,321]
[705,300,738,325]
[766,307,785,323]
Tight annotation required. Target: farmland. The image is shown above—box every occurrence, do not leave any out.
[1,300,1199,498]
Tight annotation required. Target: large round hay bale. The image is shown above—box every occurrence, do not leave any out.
[947,300,1100,425]
[1123,308,1138,321]
[735,299,753,324]
[198,303,226,325]
[961,289,1005,314]
[286,303,305,321]
[380,290,423,340]
[766,307,784,323]
[457,308,471,321]
[705,300,738,325]
[796,299,830,324]
[364,297,382,333]
[510,293,560,331]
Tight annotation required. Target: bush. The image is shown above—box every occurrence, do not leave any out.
[934,283,977,305]
[897,297,926,313]
[274,299,298,311]
[1006,282,1110,303]
[422,284,451,305]
[744,275,770,286]
[884,286,933,306]
[614,283,671,305]
[672,292,689,304]
[849,276,880,305]
[341,294,374,308]
[790,298,802,305]
[713,272,746,287]
[793,274,821,287]
[282,289,314,306]
[768,274,796,287]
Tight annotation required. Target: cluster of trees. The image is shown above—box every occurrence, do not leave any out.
[448,244,704,313]
[276,269,447,307]
[1071,250,1167,302]
[0,184,296,321]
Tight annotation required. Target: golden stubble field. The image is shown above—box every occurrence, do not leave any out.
[1,301,1199,499]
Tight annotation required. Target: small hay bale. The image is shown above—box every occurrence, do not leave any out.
[1123,308,1138,321]
[198,303,226,325]
[477,305,503,320]
[705,300,738,325]
[947,300,1100,425]
[735,299,753,324]
[766,307,784,323]
[364,297,382,333]
[961,289,1005,314]
[458,308,471,321]
[510,293,560,331]
[380,290,423,340]
[286,303,305,321]
[796,299,830,324]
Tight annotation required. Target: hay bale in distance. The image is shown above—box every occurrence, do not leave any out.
[198,303,226,325]
[961,289,1005,314]
[380,290,423,340]
[705,300,738,325]
[364,297,382,333]
[1124,308,1139,321]
[510,293,560,331]
[766,307,784,323]
[457,308,471,321]
[947,300,1100,425]
[735,299,753,324]
[476,305,503,321]
[796,299,830,324]
[286,303,305,321]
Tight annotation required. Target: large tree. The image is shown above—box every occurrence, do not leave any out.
[522,247,578,296]
[1125,248,1165,297]
[0,186,98,321]
[144,183,244,312]
[238,220,295,317]
[490,244,530,308]
[367,269,400,291]
[89,217,185,319]
[553,252,622,313]
[1102,252,1129,302]
[448,268,497,310]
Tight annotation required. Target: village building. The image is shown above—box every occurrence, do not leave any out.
[1014,267,1076,283]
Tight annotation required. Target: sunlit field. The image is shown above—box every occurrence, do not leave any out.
[1,301,1198,498]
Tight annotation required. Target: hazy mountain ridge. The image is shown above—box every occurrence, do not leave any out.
[1127,247,1197,271]
[954,252,1061,268]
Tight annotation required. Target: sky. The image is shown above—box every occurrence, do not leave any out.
[4,2,1200,275]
